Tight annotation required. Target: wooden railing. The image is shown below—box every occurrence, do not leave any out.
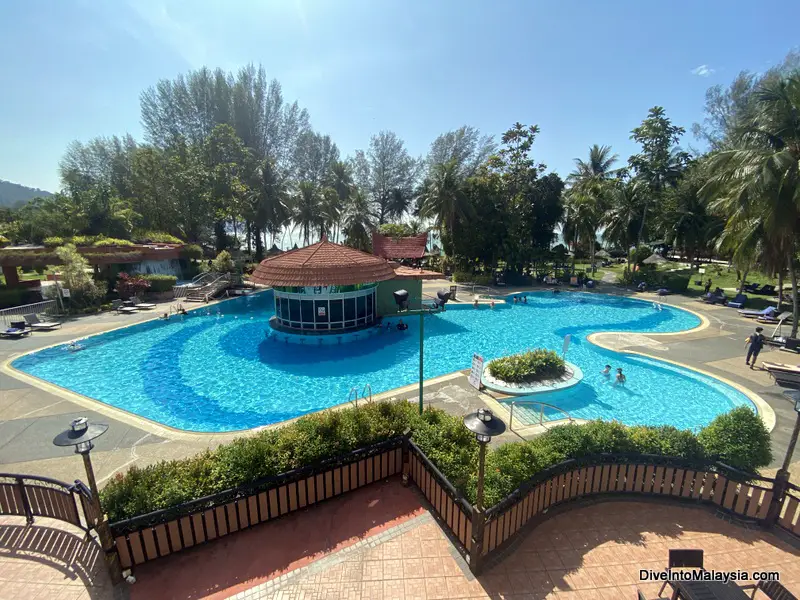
[406,440,473,558]
[472,455,790,571]
[109,436,405,569]
[0,473,95,531]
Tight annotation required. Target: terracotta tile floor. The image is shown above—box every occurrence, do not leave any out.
[0,515,114,600]
[3,493,799,600]
[245,501,800,600]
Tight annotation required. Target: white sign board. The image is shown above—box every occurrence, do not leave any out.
[562,334,571,356]
[468,353,484,390]
[61,288,71,298]
[317,306,326,317]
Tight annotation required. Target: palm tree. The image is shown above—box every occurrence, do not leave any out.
[565,146,619,273]
[417,160,471,241]
[320,187,342,240]
[248,158,288,259]
[342,190,374,251]
[568,144,620,183]
[562,192,603,273]
[703,74,800,336]
[292,181,323,246]
[602,182,643,269]
[328,160,353,242]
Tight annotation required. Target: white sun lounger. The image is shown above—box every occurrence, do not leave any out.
[131,296,156,310]
[762,361,800,388]
[23,313,61,330]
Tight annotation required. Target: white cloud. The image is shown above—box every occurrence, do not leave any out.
[691,64,715,77]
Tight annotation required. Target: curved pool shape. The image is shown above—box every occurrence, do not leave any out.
[11,291,754,432]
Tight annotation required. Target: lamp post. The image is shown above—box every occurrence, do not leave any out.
[780,390,800,474]
[53,418,123,584]
[463,408,506,574]
[393,289,450,415]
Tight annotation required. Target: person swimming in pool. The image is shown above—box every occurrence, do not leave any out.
[601,365,611,377]
[473,298,479,308]
[67,340,84,352]
[615,368,626,385]
[522,296,527,304]
[490,299,495,309]
[397,319,408,331]
[513,296,519,304]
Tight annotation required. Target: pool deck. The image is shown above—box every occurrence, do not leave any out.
[0,281,798,486]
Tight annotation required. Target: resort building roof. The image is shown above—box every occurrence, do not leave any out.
[371,232,427,260]
[250,239,397,286]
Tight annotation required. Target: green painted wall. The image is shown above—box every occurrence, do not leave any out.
[377,279,422,316]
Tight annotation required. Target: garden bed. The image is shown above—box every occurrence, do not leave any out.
[481,358,583,395]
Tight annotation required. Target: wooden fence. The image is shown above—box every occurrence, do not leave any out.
[475,455,795,570]
[0,473,96,531]
[778,481,800,537]
[406,440,473,557]
[109,436,405,570]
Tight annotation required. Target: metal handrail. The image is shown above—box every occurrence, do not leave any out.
[508,400,574,431]
[0,299,59,325]
[347,386,359,407]
[361,384,373,404]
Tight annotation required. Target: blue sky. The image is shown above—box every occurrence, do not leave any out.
[1,0,798,192]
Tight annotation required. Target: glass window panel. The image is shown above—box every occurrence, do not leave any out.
[330,299,343,324]
[280,297,289,322]
[301,300,314,323]
[289,299,300,322]
[357,295,366,320]
[344,298,355,321]
[314,300,329,323]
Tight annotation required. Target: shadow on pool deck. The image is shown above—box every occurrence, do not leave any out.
[129,479,424,600]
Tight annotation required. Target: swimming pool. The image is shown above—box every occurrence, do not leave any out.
[11,290,754,432]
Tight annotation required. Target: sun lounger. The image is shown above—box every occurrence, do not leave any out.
[131,296,156,310]
[756,310,792,324]
[755,284,776,296]
[702,292,726,305]
[779,337,800,354]
[743,283,761,293]
[739,306,777,318]
[1,327,31,339]
[762,361,800,388]
[727,294,747,309]
[112,299,139,314]
[23,313,61,330]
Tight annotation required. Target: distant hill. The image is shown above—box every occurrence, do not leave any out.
[0,179,53,208]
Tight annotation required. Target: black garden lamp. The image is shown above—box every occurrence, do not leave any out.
[53,417,122,583]
[463,408,506,511]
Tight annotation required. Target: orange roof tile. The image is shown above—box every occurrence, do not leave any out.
[392,264,444,280]
[250,239,397,286]
[372,232,428,259]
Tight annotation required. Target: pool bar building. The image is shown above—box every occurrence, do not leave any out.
[250,238,441,336]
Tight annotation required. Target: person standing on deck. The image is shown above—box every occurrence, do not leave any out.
[745,326,765,369]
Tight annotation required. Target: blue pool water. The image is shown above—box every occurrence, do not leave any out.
[12,290,754,432]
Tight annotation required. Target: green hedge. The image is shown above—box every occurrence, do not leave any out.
[101,403,771,523]
[140,274,177,293]
[92,237,136,247]
[43,236,64,247]
[132,230,183,244]
[488,349,566,384]
[452,271,493,286]
[181,244,203,260]
[0,287,24,309]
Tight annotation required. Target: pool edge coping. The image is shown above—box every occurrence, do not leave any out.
[586,304,777,434]
[2,289,773,438]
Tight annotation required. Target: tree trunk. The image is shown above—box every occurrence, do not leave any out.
[789,255,798,339]
[245,220,251,254]
[738,267,749,296]
[778,271,784,311]
[590,237,596,275]
[232,218,238,247]
[636,203,648,247]
[254,225,264,261]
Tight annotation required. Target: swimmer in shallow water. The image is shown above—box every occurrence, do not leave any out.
[601,365,611,377]
[615,368,626,385]
[490,299,495,309]
[473,298,479,308]
[67,341,83,352]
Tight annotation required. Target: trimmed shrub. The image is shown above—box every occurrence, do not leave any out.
[71,235,98,246]
[488,349,566,384]
[43,236,64,247]
[661,274,690,293]
[181,244,204,260]
[116,272,150,299]
[141,274,177,293]
[697,406,771,471]
[212,250,236,273]
[92,237,135,247]
[102,401,420,522]
[452,271,493,286]
[132,230,183,244]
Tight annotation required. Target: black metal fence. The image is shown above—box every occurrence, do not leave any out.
[0,473,95,531]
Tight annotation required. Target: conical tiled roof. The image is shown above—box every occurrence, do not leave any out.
[251,239,396,286]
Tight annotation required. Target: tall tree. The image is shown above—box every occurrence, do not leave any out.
[353,131,418,224]
[602,181,644,267]
[292,181,323,245]
[247,157,288,258]
[342,190,374,251]
[425,126,495,179]
[628,107,690,245]
[417,159,470,252]
[294,131,340,189]
[703,74,800,336]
